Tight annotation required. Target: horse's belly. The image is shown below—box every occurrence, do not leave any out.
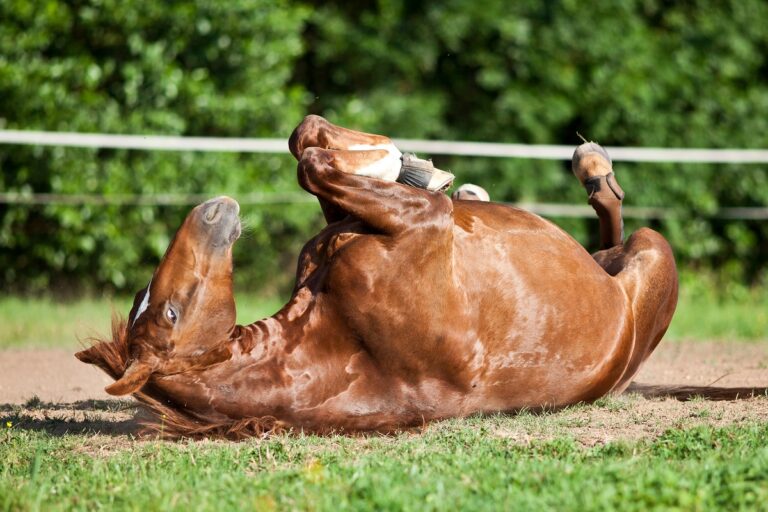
[452,222,635,408]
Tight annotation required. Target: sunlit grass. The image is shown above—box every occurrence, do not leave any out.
[0,421,766,511]
[666,274,768,342]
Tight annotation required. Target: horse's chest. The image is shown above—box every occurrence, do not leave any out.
[316,231,363,262]
[300,233,404,324]
[319,235,386,296]
[295,222,370,285]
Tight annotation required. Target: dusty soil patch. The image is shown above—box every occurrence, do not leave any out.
[1,341,766,445]
[0,349,114,404]
[489,393,768,447]
[634,341,768,388]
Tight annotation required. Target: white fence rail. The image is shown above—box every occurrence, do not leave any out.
[1,130,766,219]
[2,129,768,162]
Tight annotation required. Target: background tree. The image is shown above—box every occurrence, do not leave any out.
[1,0,766,294]
[0,0,313,293]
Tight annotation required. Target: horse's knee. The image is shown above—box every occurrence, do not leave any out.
[618,228,678,312]
[624,228,675,263]
[297,147,333,191]
[289,115,328,160]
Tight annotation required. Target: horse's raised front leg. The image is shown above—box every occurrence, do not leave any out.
[290,116,454,223]
[289,114,395,158]
[297,147,453,235]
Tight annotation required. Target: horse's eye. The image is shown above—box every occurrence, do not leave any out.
[166,307,178,324]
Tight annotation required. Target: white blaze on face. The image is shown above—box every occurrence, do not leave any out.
[132,279,152,327]
[348,143,403,182]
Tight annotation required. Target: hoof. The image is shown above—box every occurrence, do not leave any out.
[584,173,625,201]
[397,154,454,192]
[452,184,490,201]
[573,141,625,248]
[571,142,613,185]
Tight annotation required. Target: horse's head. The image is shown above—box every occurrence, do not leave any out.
[92,196,241,395]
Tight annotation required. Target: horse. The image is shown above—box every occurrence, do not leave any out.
[76,116,678,438]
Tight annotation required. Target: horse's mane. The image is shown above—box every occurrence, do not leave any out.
[80,316,287,440]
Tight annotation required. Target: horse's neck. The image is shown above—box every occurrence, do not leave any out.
[234,317,286,359]
[166,289,381,425]
[233,287,315,357]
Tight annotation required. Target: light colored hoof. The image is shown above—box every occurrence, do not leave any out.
[572,142,613,185]
[452,184,490,201]
[427,167,455,192]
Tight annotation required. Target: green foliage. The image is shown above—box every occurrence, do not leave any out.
[0,0,314,293]
[301,0,768,282]
[1,422,767,510]
[1,0,767,293]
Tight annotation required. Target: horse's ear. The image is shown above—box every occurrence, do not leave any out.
[105,360,153,396]
[75,344,104,365]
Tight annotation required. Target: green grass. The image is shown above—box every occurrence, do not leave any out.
[1,281,765,510]
[667,275,768,342]
[1,281,766,349]
[1,420,766,511]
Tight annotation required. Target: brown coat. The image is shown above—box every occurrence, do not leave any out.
[77,118,678,438]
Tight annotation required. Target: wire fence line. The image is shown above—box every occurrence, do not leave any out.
[0,192,316,206]
[3,192,767,220]
[1,129,767,219]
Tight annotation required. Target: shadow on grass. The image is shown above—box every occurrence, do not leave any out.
[0,398,141,436]
[628,382,768,401]
[1,384,765,439]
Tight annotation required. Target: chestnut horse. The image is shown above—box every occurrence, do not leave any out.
[77,116,678,438]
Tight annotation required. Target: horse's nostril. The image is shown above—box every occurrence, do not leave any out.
[204,203,222,224]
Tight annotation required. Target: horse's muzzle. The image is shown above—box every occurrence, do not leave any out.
[199,196,241,247]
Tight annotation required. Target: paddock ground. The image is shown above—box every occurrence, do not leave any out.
[1,340,766,445]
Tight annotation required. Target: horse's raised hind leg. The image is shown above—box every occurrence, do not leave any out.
[572,143,679,391]
[297,147,453,235]
[601,228,679,392]
[572,142,625,250]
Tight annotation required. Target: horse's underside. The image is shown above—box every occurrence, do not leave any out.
[78,116,681,439]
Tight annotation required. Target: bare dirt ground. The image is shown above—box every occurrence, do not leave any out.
[1,341,766,444]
